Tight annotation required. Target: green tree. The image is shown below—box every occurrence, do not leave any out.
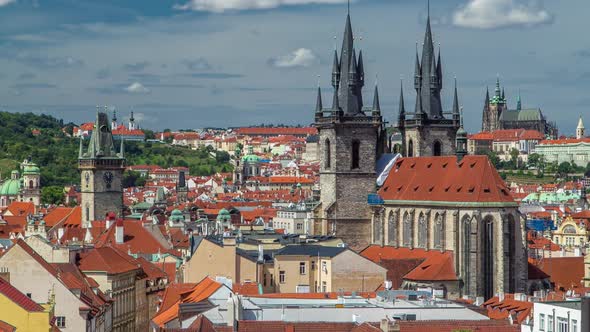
[122,170,146,188]
[485,150,501,169]
[41,186,65,205]
[510,148,519,168]
[215,151,230,163]
[557,161,573,178]
[528,153,541,168]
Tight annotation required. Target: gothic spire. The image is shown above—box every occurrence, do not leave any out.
[331,50,340,88]
[399,80,406,124]
[372,82,380,112]
[337,11,362,115]
[452,77,460,120]
[315,86,323,113]
[485,87,490,106]
[332,87,340,111]
[357,50,365,87]
[495,76,501,97]
[501,87,505,100]
[516,89,522,111]
[436,46,442,89]
[414,43,421,89]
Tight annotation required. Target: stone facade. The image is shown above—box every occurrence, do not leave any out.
[370,205,527,299]
[398,14,460,158]
[79,112,125,224]
[313,12,386,250]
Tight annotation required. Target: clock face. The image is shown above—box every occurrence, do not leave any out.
[103,171,113,189]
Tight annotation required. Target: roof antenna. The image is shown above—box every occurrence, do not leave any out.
[347,0,350,16]
[317,75,321,88]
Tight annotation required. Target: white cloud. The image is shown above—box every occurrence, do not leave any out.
[453,0,552,29]
[174,0,345,13]
[0,0,16,7]
[124,82,150,94]
[268,48,318,68]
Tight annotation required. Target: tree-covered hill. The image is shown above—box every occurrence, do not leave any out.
[0,111,231,187]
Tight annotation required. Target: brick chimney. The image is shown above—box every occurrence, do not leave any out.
[0,267,9,283]
[115,219,124,244]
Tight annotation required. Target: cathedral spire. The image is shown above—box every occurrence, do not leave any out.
[501,87,505,101]
[456,107,467,161]
[332,87,340,111]
[414,43,421,90]
[517,89,522,111]
[452,77,460,122]
[485,87,490,106]
[78,137,84,159]
[495,76,501,97]
[399,80,406,125]
[372,81,380,112]
[437,46,442,89]
[357,50,365,88]
[331,50,340,88]
[315,86,323,113]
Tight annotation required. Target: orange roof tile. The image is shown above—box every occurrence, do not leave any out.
[4,202,34,217]
[536,257,585,291]
[378,156,514,204]
[77,246,141,274]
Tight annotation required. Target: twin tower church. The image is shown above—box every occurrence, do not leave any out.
[313,8,528,299]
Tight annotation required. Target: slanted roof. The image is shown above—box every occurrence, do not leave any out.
[0,277,44,312]
[378,156,515,205]
[77,246,140,274]
[500,108,543,122]
[536,257,585,291]
[274,245,347,258]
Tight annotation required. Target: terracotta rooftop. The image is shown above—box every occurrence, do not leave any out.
[77,246,141,274]
[536,256,585,291]
[378,156,514,204]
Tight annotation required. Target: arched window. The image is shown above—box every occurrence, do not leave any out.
[403,212,412,247]
[434,213,444,249]
[433,141,442,156]
[373,212,382,244]
[418,213,427,248]
[482,216,495,299]
[563,225,577,234]
[462,216,472,295]
[85,205,90,222]
[29,180,34,189]
[324,139,331,169]
[387,212,397,246]
[351,140,360,169]
[408,140,414,157]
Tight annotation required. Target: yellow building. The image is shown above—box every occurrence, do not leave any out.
[0,277,54,332]
[552,216,590,247]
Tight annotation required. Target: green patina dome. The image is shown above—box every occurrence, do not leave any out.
[171,209,183,216]
[23,165,40,175]
[0,179,21,196]
[169,209,185,222]
[242,154,260,163]
[456,127,467,136]
[217,208,231,221]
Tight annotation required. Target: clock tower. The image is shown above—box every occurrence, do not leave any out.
[79,111,125,227]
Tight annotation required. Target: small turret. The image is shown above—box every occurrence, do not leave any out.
[372,82,381,116]
[348,49,358,86]
[516,90,522,111]
[452,77,460,124]
[331,50,340,89]
[577,116,585,139]
[398,80,406,127]
[357,50,365,88]
[456,108,467,161]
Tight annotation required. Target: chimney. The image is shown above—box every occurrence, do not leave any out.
[106,212,116,229]
[257,244,264,263]
[0,267,9,283]
[115,219,124,244]
[57,227,64,242]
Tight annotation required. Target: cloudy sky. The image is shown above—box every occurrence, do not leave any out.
[0,0,586,134]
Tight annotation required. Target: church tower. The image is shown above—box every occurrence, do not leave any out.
[577,116,585,139]
[398,7,460,157]
[314,9,386,249]
[79,111,125,227]
[481,78,507,132]
[20,159,41,206]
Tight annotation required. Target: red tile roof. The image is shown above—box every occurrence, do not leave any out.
[93,219,171,255]
[0,277,44,312]
[4,202,35,217]
[360,246,457,282]
[43,207,76,227]
[536,257,585,291]
[234,127,317,136]
[378,156,514,204]
[0,320,16,332]
[539,138,590,145]
[482,294,533,324]
[77,246,141,274]
[397,320,520,332]
[236,321,357,332]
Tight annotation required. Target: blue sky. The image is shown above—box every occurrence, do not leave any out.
[0,0,586,134]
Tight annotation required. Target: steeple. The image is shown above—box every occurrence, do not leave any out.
[335,11,363,115]
[372,82,380,112]
[456,108,467,161]
[357,50,365,88]
[577,116,585,139]
[315,86,323,113]
[452,77,460,123]
[398,80,406,126]
[111,110,117,129]
[86,110,117,159]
[485,87,490,106]
[436,47,442,89]
[78,137,84,158]
[414,0,443,119]
[495,77,501,97]
[501,87,505,100]
[516,90,522,111]
[332,87,340,111]
[331,50,340,88]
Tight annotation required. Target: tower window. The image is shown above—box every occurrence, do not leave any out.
[434,141,442,156]
[351,140,360,169]
[408,140,414,157]
[29,180,34,189]
[324,139,331,169]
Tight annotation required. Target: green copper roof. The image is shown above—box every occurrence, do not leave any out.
[171,209,183,216]
[500,109,543,122]
[242,154,260,162]
[0,179,20,196]
[217,208,231,221]
[22,165,40,175]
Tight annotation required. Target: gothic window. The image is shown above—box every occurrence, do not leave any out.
[85,204,90,222]
[387,211,397,246]
[461,216,472,295]
[373,212,382,244]
[482,216,495,300]
[418,213,427,248]
[29,180,34,189]
[324,139,331,169]
[503,216,516,293]
[433,141,442,156]
[434,213,444,249]
[351,140,360,169]
[403,212,412,247]
[408,140,414,157]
